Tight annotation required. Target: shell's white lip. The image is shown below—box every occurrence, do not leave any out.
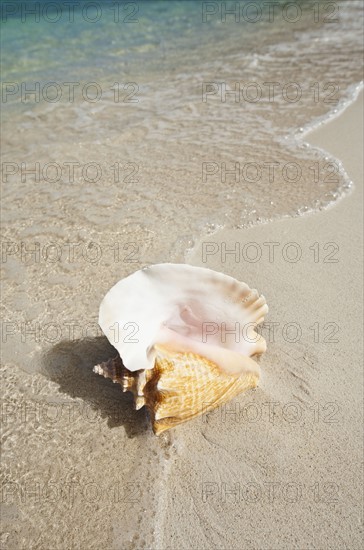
[98,263,268,372]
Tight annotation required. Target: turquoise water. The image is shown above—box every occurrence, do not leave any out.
[2,0,278,86]
[2,1,321,77]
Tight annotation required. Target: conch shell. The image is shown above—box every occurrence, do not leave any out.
[94,263,268,435]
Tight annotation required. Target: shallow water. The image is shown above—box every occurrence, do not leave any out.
[2,1,363,263]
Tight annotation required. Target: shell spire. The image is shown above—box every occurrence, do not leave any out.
[93,357,146,410]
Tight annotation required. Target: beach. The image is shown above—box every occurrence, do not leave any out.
[1,90,362,550]
[1,1,363,548]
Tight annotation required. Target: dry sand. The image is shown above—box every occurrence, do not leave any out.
[1,92,363,550]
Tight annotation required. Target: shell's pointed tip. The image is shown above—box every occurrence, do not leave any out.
[92,356,125,386]
[93,364,103,375]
